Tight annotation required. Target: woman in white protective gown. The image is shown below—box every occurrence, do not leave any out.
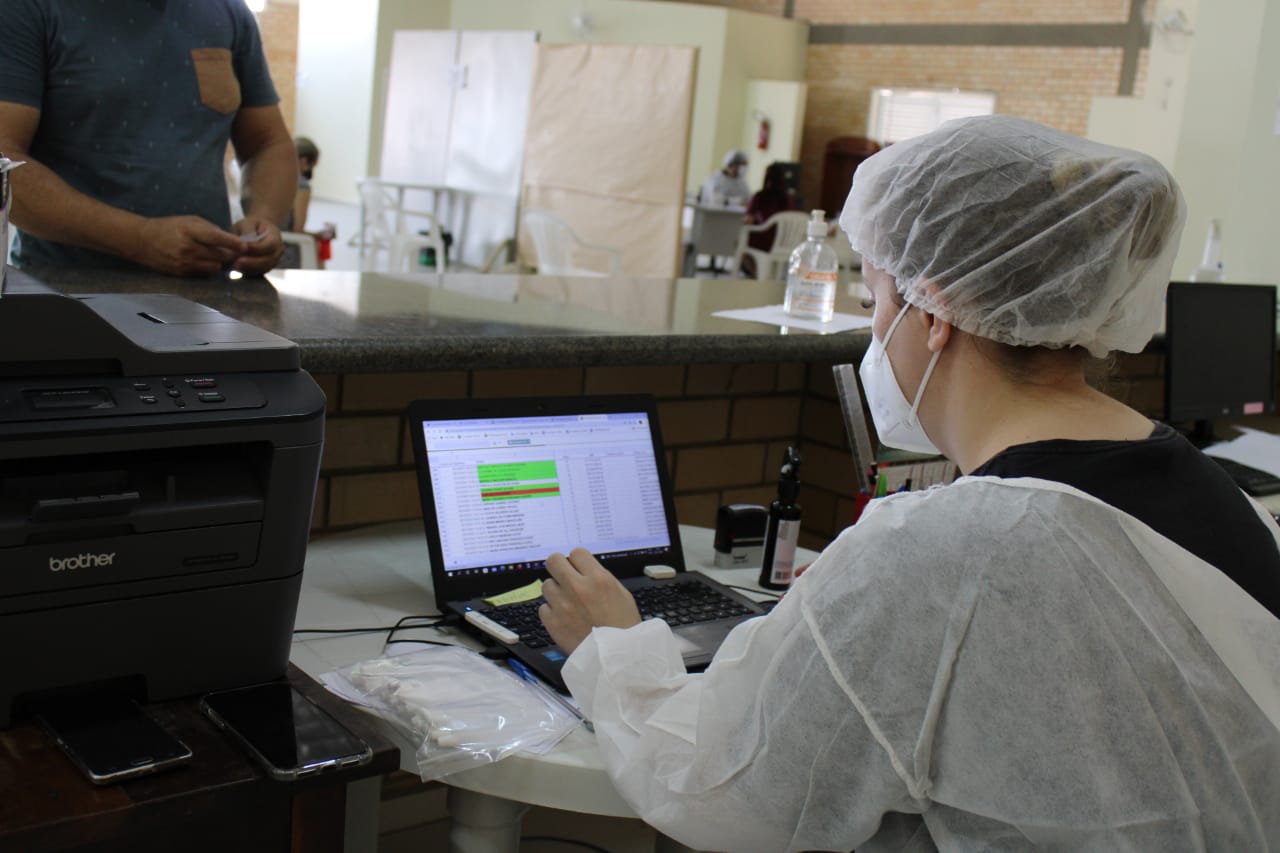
[537,115,1280,852]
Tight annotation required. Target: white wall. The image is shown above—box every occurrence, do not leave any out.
[1220,0,1280,284]
[1088,1,1199,170]
[368,0,451,181]
[722,11,809,193]
[1169,0,1269,282]
[298,0,806,204]
[1089,0,1280,284]
[741,80,807,191]
[297,0,380,205]
[447,0,729,195]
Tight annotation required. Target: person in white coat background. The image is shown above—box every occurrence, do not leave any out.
[538,115,1280,852]
[699,148,751,206]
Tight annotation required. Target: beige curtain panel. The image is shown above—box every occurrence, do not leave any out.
[519,43,698,278]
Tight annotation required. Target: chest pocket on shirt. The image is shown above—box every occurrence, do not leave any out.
[191,48,240,115]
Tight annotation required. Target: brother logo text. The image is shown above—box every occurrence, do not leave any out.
[49,552,116,572]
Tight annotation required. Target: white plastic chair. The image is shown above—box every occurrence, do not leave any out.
[388,212,448,273]
[521,209,622,277]
[732,211,811,280]
[356,180,456,272]
[279,231,319,269]
[353,180,399,257]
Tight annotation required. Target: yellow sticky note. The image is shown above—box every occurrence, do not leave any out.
[482,579,544,607]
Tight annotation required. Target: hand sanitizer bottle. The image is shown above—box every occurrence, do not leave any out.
[783,210,839,323]
[1188,218,1225,283]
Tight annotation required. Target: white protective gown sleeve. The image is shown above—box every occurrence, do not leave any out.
[562,476,1280,852]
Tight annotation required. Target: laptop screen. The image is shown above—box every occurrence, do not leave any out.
[410,396,683,598]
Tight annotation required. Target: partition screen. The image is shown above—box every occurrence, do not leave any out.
[519,44,698,278]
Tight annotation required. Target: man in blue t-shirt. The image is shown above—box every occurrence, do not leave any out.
[0,0,296,276]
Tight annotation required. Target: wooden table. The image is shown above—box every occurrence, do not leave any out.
[0,665,399,853]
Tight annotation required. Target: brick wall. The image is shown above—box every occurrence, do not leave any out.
[793,1,1132,24]
[307,346,1183,551]
[801,43,1125,206]
[310,362,849,552]
[660,0,1149,226]
[654,0,787,14]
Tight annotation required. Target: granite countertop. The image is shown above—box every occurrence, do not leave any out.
[22,266,874,373]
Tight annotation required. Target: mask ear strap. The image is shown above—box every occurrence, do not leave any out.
[882,298,939,426]
[882,301,912,345]
[908,349,942,424]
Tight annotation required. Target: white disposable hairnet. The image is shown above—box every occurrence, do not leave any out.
[722,148,748,168]
[839,115,1186,356]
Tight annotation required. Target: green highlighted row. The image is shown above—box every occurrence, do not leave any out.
[477,460,558,483]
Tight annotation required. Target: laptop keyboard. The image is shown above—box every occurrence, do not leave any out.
[480,600,555,648]
[478,578,756,648]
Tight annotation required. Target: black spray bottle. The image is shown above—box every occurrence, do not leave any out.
[758,446,802,591]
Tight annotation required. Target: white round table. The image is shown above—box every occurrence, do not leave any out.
[291,520,817,852]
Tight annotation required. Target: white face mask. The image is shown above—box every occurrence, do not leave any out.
[859,301,943,455]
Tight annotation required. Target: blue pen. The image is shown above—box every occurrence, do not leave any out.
[508,658,536,681]
[508,659,587,724]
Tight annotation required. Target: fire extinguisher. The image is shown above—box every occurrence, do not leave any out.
[757,117,770,151]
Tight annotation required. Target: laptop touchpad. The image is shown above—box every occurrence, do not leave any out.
[671,632,702,657]
[674,622,734,659]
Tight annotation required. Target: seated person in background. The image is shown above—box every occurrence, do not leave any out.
[290,136,319,237]
[537,115,1280,851]
[269,135,335,269]
[738,161,800,278]
[699,148,750,207]
[0,0,294,276]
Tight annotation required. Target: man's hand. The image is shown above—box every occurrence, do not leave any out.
[135,215,248,277]
[539,547,642,654]
[230,215,284,275]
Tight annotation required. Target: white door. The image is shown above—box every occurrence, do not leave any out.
[380,30,458,187]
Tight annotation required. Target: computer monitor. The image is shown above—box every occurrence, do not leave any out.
[1164,281,1277,446]
[772,161,802,196]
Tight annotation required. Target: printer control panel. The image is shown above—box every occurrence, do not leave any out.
[0,375,267,424]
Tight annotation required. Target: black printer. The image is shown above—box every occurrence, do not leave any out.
[0,269,325,726]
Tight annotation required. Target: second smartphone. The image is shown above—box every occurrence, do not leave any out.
[200,681,372,781]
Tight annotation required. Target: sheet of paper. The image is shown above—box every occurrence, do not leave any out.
[712,304,873,334]
[1205,430,1280,477]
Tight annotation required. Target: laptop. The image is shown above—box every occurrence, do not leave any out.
[407,394,767,692]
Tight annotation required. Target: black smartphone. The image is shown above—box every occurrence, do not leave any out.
[200,681,372,781]
[35,693,193,785]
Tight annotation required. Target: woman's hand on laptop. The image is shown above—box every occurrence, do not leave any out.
[540,548,642,654]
